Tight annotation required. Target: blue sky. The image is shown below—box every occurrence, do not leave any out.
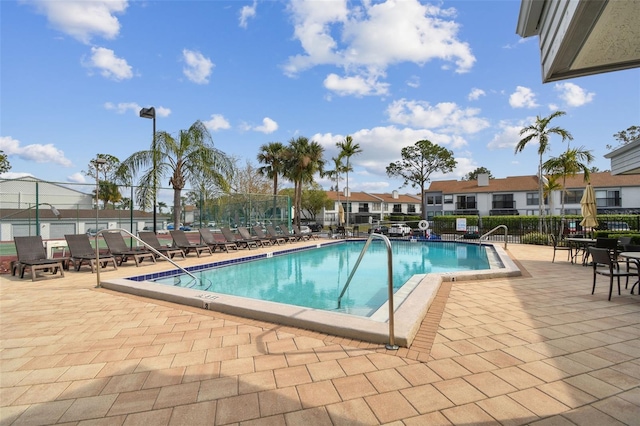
[1,0,638,196]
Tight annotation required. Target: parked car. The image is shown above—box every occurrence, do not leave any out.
[299,225,312,234]
[85,228,105,237]
[368,225,389,235]
[167,223,191,231]
[603,222,631,231]
[388,223,412,237]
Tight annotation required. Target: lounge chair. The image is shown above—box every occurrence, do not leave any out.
[277,225,301,242]
[139,231,185,259]
[221,227,258,249]
[291,225,312,241]
[13,236,65,281]
[238,226,270,247]
[267,225,295,243]
[199,228,238,252]
[64,234,117,273]
[103,231,156,266]
[254,225,285,246]
[170,230,212,257]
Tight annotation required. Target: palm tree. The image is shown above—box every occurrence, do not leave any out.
[157,201,167,214]
[543,147,594,216]
[283,136,325,227]
[257,142,286,196]
[515,111,573,228]
[118,120,233,227]
[336,135,362,227]
[324,156,349,225]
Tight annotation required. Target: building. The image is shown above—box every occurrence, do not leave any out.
[424,172,640,218]
[516,0,640,175]
[320,189,422,226]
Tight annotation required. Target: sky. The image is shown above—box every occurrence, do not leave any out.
[1,0,639,199]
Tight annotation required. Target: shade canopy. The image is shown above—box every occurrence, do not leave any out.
[580,184,598,229]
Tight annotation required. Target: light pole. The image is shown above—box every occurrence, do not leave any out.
[139,107,157,233]
[94,157,107,230]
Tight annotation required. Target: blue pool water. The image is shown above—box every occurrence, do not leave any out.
[150,240,492,317]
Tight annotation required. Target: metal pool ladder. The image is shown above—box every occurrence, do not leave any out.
[337,232,399,350]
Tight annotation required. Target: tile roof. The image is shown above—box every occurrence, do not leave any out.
[427,172,639,194]
[325,191,420,203]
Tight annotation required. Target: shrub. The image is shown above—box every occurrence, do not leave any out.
[521,232,549,245]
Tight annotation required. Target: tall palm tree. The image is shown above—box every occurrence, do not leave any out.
[284,136,325,227]
[257,142,286,222]
[324,156,350,225]
[118,120,233,227]
[257,142,286,196]
[543,147,594,216]
[515,111,573,227]
[336,135,362,227]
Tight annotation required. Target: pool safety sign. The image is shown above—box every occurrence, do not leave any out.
[456,218,467,232]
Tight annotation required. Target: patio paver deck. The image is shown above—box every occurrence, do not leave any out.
[1,241,639,425]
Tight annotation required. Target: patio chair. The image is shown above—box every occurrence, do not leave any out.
[267,225,295,243]
[238,226,270,247]
[588,247,638,301]
[550,234,572,263]
[139,231,185,259]
[221,227,258,250]
[170,230,212,257]
[199,228,238,252]
[13,236,65,281]
[64,234,117,273]
[103,231,156,266]
[292,224,314,241]
[278,225,303,242]
[254,225,285,245]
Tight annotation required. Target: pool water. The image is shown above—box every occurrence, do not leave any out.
[151,240,491,317]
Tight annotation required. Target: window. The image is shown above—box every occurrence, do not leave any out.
[492,194,514,209]
[564,190,583,204]
[372,202,381,211]
[456,195,476,210]
[358,203,369,213]
[426,195,442,205]
[393,204,402,213]
[408,204,416,213]
[526,192,538,206]
[595,190,621,207]
[444,195,453,204]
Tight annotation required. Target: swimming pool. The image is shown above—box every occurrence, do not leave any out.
[101,239,520,346]
[150,240,492,317]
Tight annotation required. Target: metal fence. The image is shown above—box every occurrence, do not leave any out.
[0,178,291,241]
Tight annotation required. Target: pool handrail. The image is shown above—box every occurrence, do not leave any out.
[94,228,199,288]
[337,232,399,350]
[479,225,508,249]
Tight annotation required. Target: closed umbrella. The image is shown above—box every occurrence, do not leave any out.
[580,183,598,234]
[338,204,345,226]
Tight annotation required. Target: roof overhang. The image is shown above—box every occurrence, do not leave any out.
[604,138,640,175]
[516,0,640,82]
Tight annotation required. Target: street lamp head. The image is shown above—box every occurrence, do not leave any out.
[139,107,156,119]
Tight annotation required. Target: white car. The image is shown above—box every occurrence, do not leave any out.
[388,223,412,237]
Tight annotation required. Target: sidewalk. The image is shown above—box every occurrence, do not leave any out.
[1,243,638,425]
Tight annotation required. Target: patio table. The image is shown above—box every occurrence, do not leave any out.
[565,237,596,265]
[618,252,640,295]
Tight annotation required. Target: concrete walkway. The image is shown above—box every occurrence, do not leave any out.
[1,242,639,425]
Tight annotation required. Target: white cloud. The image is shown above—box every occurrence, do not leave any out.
[182,49,214,84]
[554,82,595,107]
[239,1,257,28]
[284,0,475,96]
[548,103,559,111]
[104,102,171,117]
[487,120,527,150]
[323,73,389,97]
[386,99,490,135]
[406,76,420,88]
[0,172,34,179]
[85,46,133,81]
[468,88,485,101]
[0,136,72,167]
[67,172,86,183]
[254,117,279,134]
[25,0,128,44]
[509,86,538,108]
[203,114,231,131]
